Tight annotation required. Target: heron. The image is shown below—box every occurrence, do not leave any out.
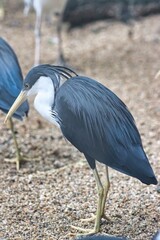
[5,64,157,234]
[23,0,67,66]
[76,231,160,240]
[0,37,29,170]
[76,235,128,240]
[153,231,160,240]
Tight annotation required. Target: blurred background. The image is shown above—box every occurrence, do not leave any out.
[0,0,159,239]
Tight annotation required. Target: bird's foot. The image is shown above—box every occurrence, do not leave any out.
[80,213,111,223]
[4,155,40,171]
[4,157,19,163]
[101,213,111,222]
[18,155,40,162]
[70,225,99,235]
[4,157,21,170]
[80,213,96,223]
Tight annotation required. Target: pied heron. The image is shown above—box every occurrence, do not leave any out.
[0,37,29,170]
[5,64,157,234]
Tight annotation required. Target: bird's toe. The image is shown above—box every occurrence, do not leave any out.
[80,213,96,223]
[71,225,99,235]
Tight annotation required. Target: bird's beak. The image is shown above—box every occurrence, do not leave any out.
[4,90,27,123]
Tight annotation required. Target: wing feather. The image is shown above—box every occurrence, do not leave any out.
[0,38,29,119]
[55,76,157,184]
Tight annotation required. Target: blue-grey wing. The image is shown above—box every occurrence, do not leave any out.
[0,38,29,120]
[77,235,128,240]
[55,76,157,185]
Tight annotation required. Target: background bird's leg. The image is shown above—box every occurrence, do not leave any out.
[9,118,22,170]
[34,13,41,66]
[5,119,40,170]
[101,166,110,219]
[71,168,103,234]
[56,13,65,65]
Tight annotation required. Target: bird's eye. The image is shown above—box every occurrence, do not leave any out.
[24,83,30,89]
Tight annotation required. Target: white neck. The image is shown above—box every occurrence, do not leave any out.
[27,76,60,127]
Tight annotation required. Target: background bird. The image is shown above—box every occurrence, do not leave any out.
[76,234,128,240]
[152,231,160,240]
[5,64,157,234]
[0,37,29,170]
[76,231,160,240]
[23,0,68,66]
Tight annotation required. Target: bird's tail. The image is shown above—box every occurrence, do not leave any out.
[111,145,158,185]
[126,146,157,185]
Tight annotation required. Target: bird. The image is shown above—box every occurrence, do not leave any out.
[23,0,68,66]
[76,231,160,240]
[5,64,157,234]
[76,235,128,240]
[0,37,29,170]
[152,231,160,240]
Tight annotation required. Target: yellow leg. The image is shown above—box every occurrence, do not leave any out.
[4,118,39,170]
[101,166,110,218]
[80,166,110,223]
[71,167,104,234]
[93,168,104,232]
[9,118,22,171]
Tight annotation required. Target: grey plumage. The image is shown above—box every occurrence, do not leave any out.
[55,75,157,184]
[0,37,29,119]
[152,231,160,240]
[76,235,128,240]
[0,37,29,170]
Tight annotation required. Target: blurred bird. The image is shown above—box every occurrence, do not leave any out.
[0,37,29,170]
[5,64,157,234]
[0,0,5,21]
[152,231,160,240]
[76,231,160,240]
[76,235,128,240]
[23,0,67,66]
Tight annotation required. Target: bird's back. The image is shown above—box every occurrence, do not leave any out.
[25,0,67,15]
[0,38,29,120]
[76,235,128,240]
[55,76,157,185]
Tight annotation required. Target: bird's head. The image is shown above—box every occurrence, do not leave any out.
[4,64,77,123]
[4,64,59,123]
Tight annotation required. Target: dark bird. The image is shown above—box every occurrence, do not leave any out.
[152,231,160,240]
[76,231,160,240]
[76,234,128,240]
[5,64,157,234]
[0,37,29,170]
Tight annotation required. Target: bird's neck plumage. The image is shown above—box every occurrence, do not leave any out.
[30,76,60,127]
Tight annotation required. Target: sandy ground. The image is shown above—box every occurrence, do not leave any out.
[0,2,160,240]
